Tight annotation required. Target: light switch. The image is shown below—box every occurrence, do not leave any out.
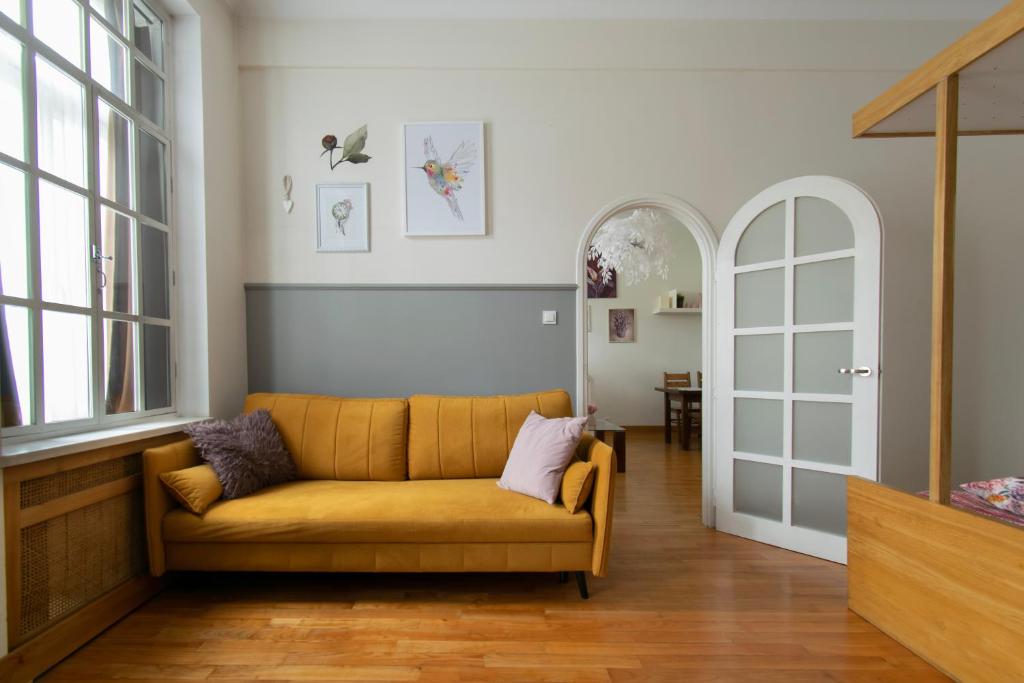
[542,310,558,325]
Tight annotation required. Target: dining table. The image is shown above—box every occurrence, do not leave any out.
[654,386,703,447]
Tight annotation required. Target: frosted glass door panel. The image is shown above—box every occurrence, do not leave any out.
[735,202,784,266]
[0,32,24,160]
[735,268,784,328]
[735,334,783,391]
[793,401,852,466]
[795,197,854,257]
[91,19,128,100]
[33,0,83,68]
[793,331,852,395]
[103,319,136,414]
[792,469,847,536]
[39,180,89,307]
[98,100,132,206]
[36,57,86,187]
[0,163,28,298]
[734,460,783,521]
[43,310,91,422]
[0,305,32,427]
[794,258,853,324]
[734,398,782,457]
[143,323,170,409]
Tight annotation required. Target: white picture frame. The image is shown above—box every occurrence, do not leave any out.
[403,121,486,237]
[316,183,370,252]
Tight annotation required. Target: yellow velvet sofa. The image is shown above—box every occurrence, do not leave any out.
[143,390,617,597]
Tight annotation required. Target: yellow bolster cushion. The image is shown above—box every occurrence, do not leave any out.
[561,459,596,514]
[159,464,223,515]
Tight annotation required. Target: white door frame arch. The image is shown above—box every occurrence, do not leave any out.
[575,194,719,526]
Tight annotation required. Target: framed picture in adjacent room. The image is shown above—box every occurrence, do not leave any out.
[403,121,486,236]
[316,183,369,252]
[586,254,617,299]
[609,308,636,343]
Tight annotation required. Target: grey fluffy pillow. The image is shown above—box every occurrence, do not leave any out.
[184,409,297,499]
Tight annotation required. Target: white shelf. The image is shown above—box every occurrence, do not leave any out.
[653,308,702,315]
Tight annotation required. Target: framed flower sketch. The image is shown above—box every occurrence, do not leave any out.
[316,183,369,252]
[609,309,636,343]
[403,121,486,236]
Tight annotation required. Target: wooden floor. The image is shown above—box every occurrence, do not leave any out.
[42,430,944,682]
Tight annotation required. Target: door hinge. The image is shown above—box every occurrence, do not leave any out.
[174,362,178,379]
[172,270,176,286]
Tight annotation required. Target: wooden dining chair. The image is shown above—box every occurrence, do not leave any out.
[663,372,691,444]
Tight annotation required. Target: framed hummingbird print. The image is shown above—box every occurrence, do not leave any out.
[316,183,370,252]
[403,122,486,236]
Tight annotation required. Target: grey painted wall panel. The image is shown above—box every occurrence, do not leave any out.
[245,286,577,406]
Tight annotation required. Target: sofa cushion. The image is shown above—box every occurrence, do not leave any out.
[159,464,223,514]
[407,390,573,480]
[561,459,596,514]
[163,479,592,545]
[244,393,408,481]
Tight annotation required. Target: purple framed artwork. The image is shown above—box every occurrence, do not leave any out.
[586,255,617,299]
[609,309,635,343]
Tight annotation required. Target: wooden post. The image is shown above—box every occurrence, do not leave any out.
[929,75,958,504]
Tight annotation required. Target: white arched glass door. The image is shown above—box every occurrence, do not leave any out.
[715,176,881,564]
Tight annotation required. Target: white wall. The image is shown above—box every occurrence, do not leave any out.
[588,213,702,426]
[234,16,1024,492]
[172,0,247,419]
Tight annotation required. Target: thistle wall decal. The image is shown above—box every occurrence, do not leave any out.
[321,125,371,169]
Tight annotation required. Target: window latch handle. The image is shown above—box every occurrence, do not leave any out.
[91,244,113,262]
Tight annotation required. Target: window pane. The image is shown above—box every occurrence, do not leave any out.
[140,224,168,318]
[100,207,134,313]
[0,30,24,160]
[0,163,28,298]
[0,0,21,23]
[90,18,127,100]
[39,180,89,307]
[0,305,32,427]
[91,0,125,34]
[142,323,169,409]
[137,129,165,222]
[97,99,131,205]
[32,0,83,68]
[43,309,91,422]
[103,318,136,414]
[133,59,163,126]
[36,57,86,186]
[132,0,162,68]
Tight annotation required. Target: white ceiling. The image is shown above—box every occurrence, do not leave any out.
[228,0,1004,22]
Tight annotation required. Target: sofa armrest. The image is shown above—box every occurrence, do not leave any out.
[577,433,616,577]
[143,438,200,576]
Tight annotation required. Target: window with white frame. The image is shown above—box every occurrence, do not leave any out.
[0,0,174,437]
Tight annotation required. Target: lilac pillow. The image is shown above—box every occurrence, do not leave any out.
[498,411,588,504]
[184,409,297,499]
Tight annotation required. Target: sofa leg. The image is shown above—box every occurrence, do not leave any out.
[558,571,568,584]
[574,571,589,600]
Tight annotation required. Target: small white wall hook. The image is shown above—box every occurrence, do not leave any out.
[282,175,294,214]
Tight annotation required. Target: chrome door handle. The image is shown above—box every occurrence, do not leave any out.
[838,367,872,377]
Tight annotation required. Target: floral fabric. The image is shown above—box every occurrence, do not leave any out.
[959,477,1024,517]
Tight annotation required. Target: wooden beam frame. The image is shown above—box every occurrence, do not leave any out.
[928,75,958,504]
[852,0,1024,137]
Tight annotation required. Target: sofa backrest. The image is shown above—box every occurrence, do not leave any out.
[244,393,408,481]
[407,390,573,480]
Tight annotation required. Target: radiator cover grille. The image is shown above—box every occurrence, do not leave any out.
[16,456,146,643]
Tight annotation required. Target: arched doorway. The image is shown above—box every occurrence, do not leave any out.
[576,194,719,526]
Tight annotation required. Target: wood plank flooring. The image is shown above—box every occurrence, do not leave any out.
[41,430,944,682]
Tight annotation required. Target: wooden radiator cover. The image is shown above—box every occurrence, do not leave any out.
[1,434,178,681]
